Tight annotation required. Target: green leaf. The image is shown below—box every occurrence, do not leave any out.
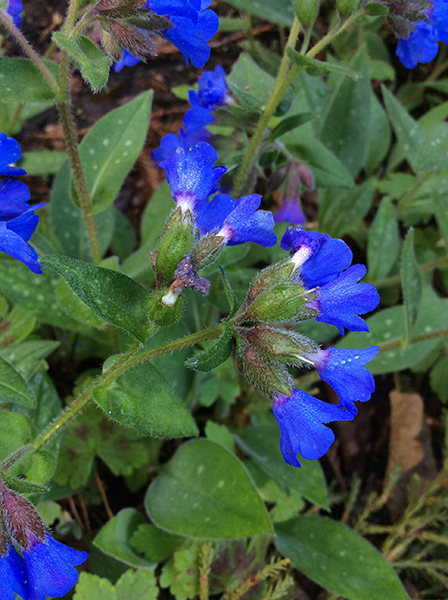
[50,161,116,261]
[0,413,34,462]
[141,181,175,246]
[93,361,199,438]
[287,49,361,79]
[185,325,233,372]
[0,471,47,496]
[234,423,328,509]
[0,357,35,406]
[223,0,295,25]
[219,267,239,317]
[227,53,275,112]
[94,509,157,569]
[433,189,448,256]
[275,517,409,600]
[269,113,315,141]
[52,33,110,91]
[56,279,107,328]
[205,421,235,453]
[0,58,66,103]
[0,340,60,381]
[401,229,422,346]
[319,180,375,238]
[430,356,448,403]
[41,254,153,341]
[198,359,240,406]
[365,93,391,176]
[365,1,389,15]
[145,439,273,538]
[74,570,159,600]
[130,524,184,562]
[21,151,67,176]
[75,91,153,213]
[367,197,400,281]
[319,49,371,177]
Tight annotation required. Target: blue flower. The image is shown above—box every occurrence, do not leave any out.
[273,389,354,467]
[163,9,219,68]
[24,534,88,600]
[0,132,26,176]
[308,264,380,336]
[151,128,210,163]
[428,0,448,42]
[160,142,226,213]
[196,193,277,247]
[113,48,141,73]
[6,0,22,29]
[0,179,45,274]
[396,21,439,69]
[150,0,201,23]
[273,198,306,225]
[183,65,229,131]
[183,91,215,132]
[0,544,28,600]
[307,346,380,415]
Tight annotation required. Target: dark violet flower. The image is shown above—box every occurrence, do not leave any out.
[113,48,141,73]
[396,21,439,68]
[0,179,45,274]
[272,389,354,467]
[0,132,26,176]
[160,142,226,213]
[274,198,306,225]
[308,264,380,336]
[307,346,380,415]
[151,128,210,163]
[0,544,28,600]
[24,534,88,600]
[6,0,22,29]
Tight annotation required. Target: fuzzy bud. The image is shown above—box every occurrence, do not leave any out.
[292,0,320,27]
[191,233,226,270]
[156,208,195,281]
[109,20,157,60]
[238,283,315,324]
[92,0,143,18]
[337,0,361,17]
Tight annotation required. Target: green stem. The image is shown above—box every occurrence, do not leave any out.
[378,327,448,353]
[5,102,24,136]
[232,16,301,197]
[60,0,81,92]
[26,322,224,458]
[0,10,60,94]
[375,256,448,289]
[58,102,102,264]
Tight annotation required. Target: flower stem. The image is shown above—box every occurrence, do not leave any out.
[0,10,60,95]
[375,256,448,289]
[25,322,224,458]
[232,10,365,198]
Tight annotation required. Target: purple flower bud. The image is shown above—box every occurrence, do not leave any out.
[273,198,306,225]
[308,264,380,336]
[273,389,354,467]
[307,346,380,415]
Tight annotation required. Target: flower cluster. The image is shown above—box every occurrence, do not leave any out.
[0,133,44,274]
[154,141,276,307]
[232,226,380,467]
[0,477,88,600]
[112,0,218,72]
[388,0,448,68]
[152,65,231,163]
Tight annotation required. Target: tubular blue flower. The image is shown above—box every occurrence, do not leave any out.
[428,0,448,42]
[274,198,306,225]
[0,179,45,274]
[0,132,26,176]
[24,534,88,600]
[6,0,22,29]
[150,0,201,23]
[308,264,380,336]
[151,128,210,163]
[306,346,380,415]
[396,21,439,69]
[183,65,230,132]
[273,389,354,467]
[0,544,28,600]
[183,92,215,132]
[163,9,219,68]
[160,142,226,213]
[113,48,141,73]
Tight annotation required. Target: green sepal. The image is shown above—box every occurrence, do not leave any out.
[41,254,153,342]
[243,284,310,323]
[52,33,111,92]
[364,2,388,15]
[0,471,48,496]
[291,0,320,27]
[156,209,194,280]
[287,48,361,80]
[147,292,184,326]
[219,267,239,317]
[185,323,232,372]
[337,0,360,16]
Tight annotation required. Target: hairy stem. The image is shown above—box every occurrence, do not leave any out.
[375,256,448,289]
[0,10,60,94]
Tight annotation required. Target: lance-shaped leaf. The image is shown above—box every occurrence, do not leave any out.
[401,229,422,347]
[0,58,66,103]
[52,33,111,92]
[73,90,153,213]
[0,357,35,406]
[41,254,153,341]
[185,323,233,372]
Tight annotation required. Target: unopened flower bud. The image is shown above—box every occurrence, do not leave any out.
[238,283,316,324]
[192,232,226,269]
[156,208,194,280]
[109,20,157,60]
[337,0,360,17]
[292,0,320,27]
[243,259,296,305]
[92,0,143,18]
[236,326,318,366]
[235,337,293,397]
[0,480,46,550]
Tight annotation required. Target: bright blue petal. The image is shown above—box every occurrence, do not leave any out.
[0,179,31,220]
[160,142,226,212]
[300,237,353,288]
[396,21,439,69]
[183,91,215,131]
[273,389,354,467]
[195,192,236,234]
[0,222,42,274]
[196,65,228,109]
[7,0,22,29]
[24,534,88,600]
[164,10,219,68]
[0,545,27,600]
[149,0,201,23]
[430,0,448,42]
[311,264,380,336]
[273,198,305,225]
[220,194,277,247]
[0,133,26,176]
[113,48,141,73]
[311,346,379,415]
